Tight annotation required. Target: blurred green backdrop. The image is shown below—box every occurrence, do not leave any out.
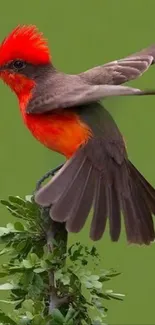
[0,0,155,323]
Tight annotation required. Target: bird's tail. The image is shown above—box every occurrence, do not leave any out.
[35,147,155,245]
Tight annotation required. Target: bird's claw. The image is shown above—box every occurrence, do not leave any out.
[34,163,64,192]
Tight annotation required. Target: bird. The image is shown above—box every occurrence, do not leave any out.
[0,25,155,244]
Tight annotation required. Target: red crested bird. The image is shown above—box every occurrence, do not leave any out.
[0,25,155,244]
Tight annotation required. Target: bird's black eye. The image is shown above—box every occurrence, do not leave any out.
[12,60,26,70]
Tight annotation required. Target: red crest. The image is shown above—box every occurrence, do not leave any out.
[0,25,51,65]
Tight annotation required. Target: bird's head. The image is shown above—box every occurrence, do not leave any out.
[0,25,52,103]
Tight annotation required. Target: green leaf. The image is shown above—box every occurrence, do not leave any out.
[18,315,31,325]
[22,260,33,269]
[29,253,39,266]
[64,307,76,322]
[25,195,33,202]
[55,269,63,281]
[92,317,105,325]
[22,299,34,314]
[31,315,45,325]
[1,196,40,221]
[92,291,111,300]
[14,222,25,231]
[16,240,27,252]
[92,281,102,289]
[0,248,12,256]
[0,272,8,278]
[55,269,70,285]
[0,299,22,304]
[105,290,125,301]
[90,246,99,257]
[51,237,58,247]
[7,223,16,231]
[5,222,25,233]
[0,309,17,325]
[0,227,10,236]
[79,270,91,277]
[34,268,46,274]
[81,273,102,290]
[6,208,24,220]
[25,311,34,320]
[92,298,107,316]
[0,283,15,290]
[40,260,49,269]
[107,272,121,278]
[89,275,100,281]
[9,196,26,206]
[52,309,65,323]
[84,281,93,289]
[34,300,45,313]
[61,274,70,285]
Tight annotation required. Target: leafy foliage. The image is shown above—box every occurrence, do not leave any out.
[0,195,124,324]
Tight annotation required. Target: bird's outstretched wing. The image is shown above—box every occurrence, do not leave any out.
[26,83,155,114]
[26,44,155,115]
[79,45,155,85]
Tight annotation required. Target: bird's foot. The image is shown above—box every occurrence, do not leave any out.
[35,163,64,192]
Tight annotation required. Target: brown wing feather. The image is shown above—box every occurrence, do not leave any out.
[26,82,155,114]
[80,45,155,85]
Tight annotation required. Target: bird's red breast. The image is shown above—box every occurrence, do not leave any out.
[22,108,92,158]
[6,73,92,159]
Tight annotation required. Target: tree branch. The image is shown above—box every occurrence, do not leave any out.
[41,207,68,314]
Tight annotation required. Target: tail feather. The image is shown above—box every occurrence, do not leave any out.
[35,150,85,206]
[125,180,154,244]
[35,149,155,245]
[51,156,89,222]
[116,161,155,244]
[114,162,137,242]
[90,174,107,241]
[134,192,155,243]
[66,164,95,232]
[121,195,140,243]
[107,162,121,241]
[107,183,121,241]
[131,176,155,241]
[128,161,155,214]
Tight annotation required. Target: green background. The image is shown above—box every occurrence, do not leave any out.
[0,0,155,323]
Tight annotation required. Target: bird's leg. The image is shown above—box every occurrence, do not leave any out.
[35,163,64,192]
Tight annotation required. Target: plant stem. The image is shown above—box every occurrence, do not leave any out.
[41,207,68,314]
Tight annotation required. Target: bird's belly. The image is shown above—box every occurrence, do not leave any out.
[23,111,92,158]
